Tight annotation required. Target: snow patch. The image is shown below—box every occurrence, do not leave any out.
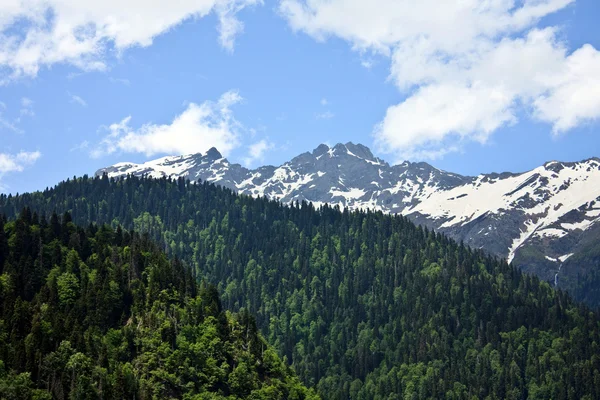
[559,253,573,262]
[535,228,568,238]
[586,209,600,218]
[329,187,366,200]
[561,219,595,231]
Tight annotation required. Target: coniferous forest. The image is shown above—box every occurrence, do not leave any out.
[1,175,600,399]
[0,210,317,399]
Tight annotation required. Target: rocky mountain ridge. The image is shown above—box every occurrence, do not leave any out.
[97,142,600,293]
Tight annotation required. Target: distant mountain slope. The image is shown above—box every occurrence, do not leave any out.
[97,143,600,297]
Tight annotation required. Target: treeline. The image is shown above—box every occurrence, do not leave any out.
[0,209,318,399]
[1,175,600,399]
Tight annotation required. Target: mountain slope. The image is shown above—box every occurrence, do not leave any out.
[2,176,600,399]
[0,210,318,399]
[97,143,600,300]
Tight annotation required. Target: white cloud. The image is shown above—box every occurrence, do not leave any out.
[0,0,261,83]
[69,93,87,107]
[0,151,41,176]
[320,98,328,106]
[280,0,600,160]
[374,82,516,158]
[533,44,600,133]
[109,77,131,86]
[280,0,572,54]
[316,111,334,120]
[243,138,274,166]
[92,90,244,158]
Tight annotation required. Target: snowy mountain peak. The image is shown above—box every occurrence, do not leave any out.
[310,142,385,165]
[205,147,223,161]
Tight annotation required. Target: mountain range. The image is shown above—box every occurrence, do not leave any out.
[4,174,600,398]
[97,142,600,301]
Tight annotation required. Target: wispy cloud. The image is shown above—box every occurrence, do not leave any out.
[69,93,88,107]
[216,0,263,52]
[243,139,275,166]
[15,97,35,124]
[316,111,334,120]
[320,98,328,106]
[0,99,33,133]
[21,98,33,108]
[0,105,20,134]
[0,118,20,134]
[360,59,374,69]
[70,141,90,152]
[109,77,131,86]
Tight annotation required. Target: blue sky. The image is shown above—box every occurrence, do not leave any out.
[0,0,599,194]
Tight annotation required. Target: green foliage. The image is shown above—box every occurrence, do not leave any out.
[0,211,317,399]
[1,175,600,399]
[56,272,79,306]
[420,261,441,279]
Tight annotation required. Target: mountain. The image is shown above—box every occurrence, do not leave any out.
[97,143,600,300]
[2,176,600,399]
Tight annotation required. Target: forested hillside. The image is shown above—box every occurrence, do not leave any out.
[97,144,600,303]
[0,209,317,399]
[2,175,600,399]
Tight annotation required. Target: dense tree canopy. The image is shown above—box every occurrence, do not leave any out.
[0,209,317,399]
[2,175,600,399]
